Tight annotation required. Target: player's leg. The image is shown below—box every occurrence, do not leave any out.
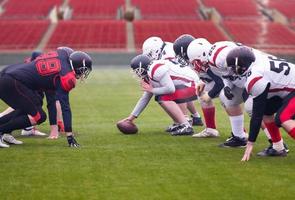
[0,107,15,118]
[0,76,47,147]
[276,92,295,140]
[219,86,246,147]
[160,101,193,136]
[186,101,203,126]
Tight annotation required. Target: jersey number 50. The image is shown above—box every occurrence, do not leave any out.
[268,56,290,75]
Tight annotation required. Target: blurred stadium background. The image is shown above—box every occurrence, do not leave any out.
[0,0,295,65]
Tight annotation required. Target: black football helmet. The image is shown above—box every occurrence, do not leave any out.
[226,46,255,75]
[57,46,74,56]
[173,34,195,65]
[69,51,92,79]
[130,54,151,79]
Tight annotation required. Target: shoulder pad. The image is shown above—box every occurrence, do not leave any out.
[148,61,169,80]
[60,71,76,92]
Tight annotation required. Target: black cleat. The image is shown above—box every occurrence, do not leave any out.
[257,140,289,156]
[171,125,194,136]
[219,135,247,148]
[191,115,204,126]
[165,123,180,133]
[257,148,287,157]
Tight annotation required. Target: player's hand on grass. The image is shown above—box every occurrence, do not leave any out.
[67,135,80,148]
[140,80,153,93]
[241,141,254,162]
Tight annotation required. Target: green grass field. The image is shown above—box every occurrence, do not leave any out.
[0,68,294,200]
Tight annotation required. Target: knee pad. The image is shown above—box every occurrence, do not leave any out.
[244,97,253,117]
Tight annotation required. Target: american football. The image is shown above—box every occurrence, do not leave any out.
[116,119,138,134]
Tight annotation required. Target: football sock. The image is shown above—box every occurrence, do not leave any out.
[264,121,282,143]
[288,127,295,140]
[0,115,31,133]
[202,107,216,129]
[273,139,284,151]
[262,127,272,140]
[192,112,201,118]
[229,115,245,138]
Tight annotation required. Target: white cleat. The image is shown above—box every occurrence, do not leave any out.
[21,127,47,136]
[3,134,23,145]
[192,128,220,138]
[0,135,10,148]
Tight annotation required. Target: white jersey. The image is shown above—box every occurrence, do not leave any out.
[148,60,199,91]
[245,53,295,99]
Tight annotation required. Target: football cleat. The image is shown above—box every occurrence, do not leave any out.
[165,123,180,132]
[257,141,289,156]
[191,115,204,126]
[21,127,47,136]
[219,135,247,148]
[0,134,10,148]
[257,148,287,157]
[170,124,194,136]
[192,128,219,138]
[3,134,23,145]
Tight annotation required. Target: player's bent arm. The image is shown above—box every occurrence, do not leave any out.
[45,91,58,125]
[248,83,270,142]
[130,91,153,118]
[151,73,175,95]
[207,69,224,98]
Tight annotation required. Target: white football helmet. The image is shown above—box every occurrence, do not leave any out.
[142,36,164,60]
[187,38,212,72]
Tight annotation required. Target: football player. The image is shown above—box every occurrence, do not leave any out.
[225,46,292,161]
[173,35,220,138]
[0,49,92,148]
[120,54,201,136]
[142,36,204,128]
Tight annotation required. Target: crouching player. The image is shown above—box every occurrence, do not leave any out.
[0,49,92,148]
[224,46,291,161]
[120,54,200,136]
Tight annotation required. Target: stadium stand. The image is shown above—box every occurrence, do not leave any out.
[133,20,227,49]
[260,0,295,21]
[202,0,261,20]
[0,20,49,50]
[0,0,61,19]
[70,0,124,20]
[46,20,126,50]
[224,20,295,51]
[132,0,200,20]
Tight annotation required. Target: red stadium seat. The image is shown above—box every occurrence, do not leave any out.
[70,0,124,20]
[223,21,295,49]
[133,20,227,49]
[46,20,126,50]
[261,0,295,21]
[203,0,261,20]
[0,20,49,50]
[1,0,61,19]
[132,0,200,20]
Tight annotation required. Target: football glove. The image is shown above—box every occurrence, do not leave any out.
[67,135,80,148]
[224,86,234,100]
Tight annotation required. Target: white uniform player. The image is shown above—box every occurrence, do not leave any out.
[121,54,201,136]
[142,36,204,127]
[226,47,293,161]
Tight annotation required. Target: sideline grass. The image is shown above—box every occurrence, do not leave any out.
[0,68,294,200]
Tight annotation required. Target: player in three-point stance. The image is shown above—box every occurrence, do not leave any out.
[0,48,92,148]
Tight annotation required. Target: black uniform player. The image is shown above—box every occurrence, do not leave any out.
[0,49,92,148]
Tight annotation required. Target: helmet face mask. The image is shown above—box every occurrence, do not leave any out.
[69,51,92,80]
[191,59,208,73]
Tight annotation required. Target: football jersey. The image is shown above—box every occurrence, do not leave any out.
[147,60,199,89]
[245,53,295,99]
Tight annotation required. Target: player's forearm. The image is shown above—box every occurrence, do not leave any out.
[131,92,153,117]
[207,69,224,98]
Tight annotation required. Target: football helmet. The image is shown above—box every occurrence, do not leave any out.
[173,34,195,65]
[130,54,151,79]
[69,51,92,79]
[187,38,212,72]
[57,46,74,56]
[142,36,165,60]
[226,46,255,75]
